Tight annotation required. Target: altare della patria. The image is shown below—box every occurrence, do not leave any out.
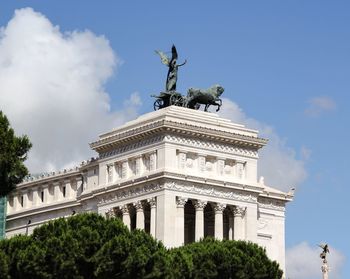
[5,45,294,275]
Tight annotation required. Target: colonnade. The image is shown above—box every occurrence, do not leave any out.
[105,196,247,245]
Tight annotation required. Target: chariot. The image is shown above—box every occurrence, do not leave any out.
[152,91,186,110]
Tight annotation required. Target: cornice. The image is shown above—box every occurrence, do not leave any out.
[16,169,81,190]
[6,199,81,221]
[90,118,267,154]
[258,197,286,211]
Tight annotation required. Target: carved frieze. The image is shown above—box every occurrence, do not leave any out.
[165,135,258,158]
[258,197,286,211]
[100,135,164,159]
[164,181,257,203]
[97,183,163,205]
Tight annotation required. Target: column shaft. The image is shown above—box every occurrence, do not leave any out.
[149,198,157,237]
[176,197,187,245]
[214,203,226,240]
[194,200,207,242]
[121,205,130,230]
[233,206,246,240]
[135,201,145,230]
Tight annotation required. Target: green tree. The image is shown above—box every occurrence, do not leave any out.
[0,213,283,278]
[172,238,283,279]
[0,111,32,197]
[0,249,10,279]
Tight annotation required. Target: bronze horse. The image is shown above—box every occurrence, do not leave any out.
[186,85,224,112]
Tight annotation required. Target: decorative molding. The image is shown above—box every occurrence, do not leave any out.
[97,183,163,205]
[233,206,246,217]
[214,203,226,212]
[148,197,157,208]
[91,117,267,153]
[105,208,115,218]
[165,135,258,158]
[176,197,188,208]
[164,181,257,203]
[258,197,286,211]
[100,135,164,159]
[257,218,268,230]
[134,200,144,211]
[120,204,129,214]
[194,200,207,210]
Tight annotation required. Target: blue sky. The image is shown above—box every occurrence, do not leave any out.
[1,1,349,278]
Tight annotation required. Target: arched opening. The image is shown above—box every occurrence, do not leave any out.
[204,203,215,238]
[184,200,195,244]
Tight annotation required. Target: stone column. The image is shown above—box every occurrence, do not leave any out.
[64,180,72,198]
[236,161,246,180]
[13,195,19,211]
[198,155,206,173]
[136,155,144,175]
[43,186,50,204]
[217,158,225,176]
[32,188,40,206]
[194,200,207,241]
[176,197,187,245]
[73,177,81,197]
[214,203,226,240]
[178,151,187,170]
[53,182,60,201]
[148,197,157,237]
[22,192,29,209]
[105,208,115,219]
[149,151,157,171]
[122,160,128,178]
[121,205,131,230]
[134,201,145,230]
[233,206,246,240]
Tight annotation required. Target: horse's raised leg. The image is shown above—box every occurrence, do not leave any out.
[204,104,209,112]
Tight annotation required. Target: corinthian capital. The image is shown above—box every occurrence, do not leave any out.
[105,208,115,218]
[120,204,129,214]
[148,197,157,208]
[133,200,144,211]
[214,203,226,212]
[233,206,246,217]
[176,197,188,208]
[194,200,207,210]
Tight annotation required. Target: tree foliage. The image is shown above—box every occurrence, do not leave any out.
[0,213,283,278]
[0,111,32,197]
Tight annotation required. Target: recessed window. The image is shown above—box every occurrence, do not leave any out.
[20,196,24,207]
[62,186,66,197]
[41,191,44,202]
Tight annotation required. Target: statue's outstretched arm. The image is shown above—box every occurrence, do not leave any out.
[178,59,187,67]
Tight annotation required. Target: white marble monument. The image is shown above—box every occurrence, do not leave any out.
[5,106,293,274]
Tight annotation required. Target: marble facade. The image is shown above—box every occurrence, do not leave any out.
[5,106,293,273]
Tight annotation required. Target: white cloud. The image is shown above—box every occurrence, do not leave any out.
[305,96,336,117]
[286,242,345,279]
[219,98,307,191]
[0,8,140,173]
